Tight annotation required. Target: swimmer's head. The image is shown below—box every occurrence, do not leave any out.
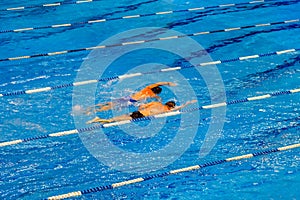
[151,86,162,94]
[165,101,176,108]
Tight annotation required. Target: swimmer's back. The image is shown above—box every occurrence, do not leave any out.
[139,102,170,116]
[131,87,157,101]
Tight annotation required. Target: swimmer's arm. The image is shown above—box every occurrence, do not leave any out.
[138,101,157,111]
[138,103,152,110]
[171,100,197,111]
[147,82,177,88]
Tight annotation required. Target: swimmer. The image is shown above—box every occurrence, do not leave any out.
[87,82,176,113]
[86,100,197,124]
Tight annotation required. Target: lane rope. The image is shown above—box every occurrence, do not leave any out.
[0,0,275,12]
[46,141,300,199]
[1,0,98,12]
[1,0,293,33]
[0,47,299,98]
[0,18,298,63]
[0,87,299,148]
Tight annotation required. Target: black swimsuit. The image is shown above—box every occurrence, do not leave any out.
[130,111,145,119]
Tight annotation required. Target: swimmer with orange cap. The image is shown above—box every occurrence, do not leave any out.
[87,100,196,124]
[88,82,176,113]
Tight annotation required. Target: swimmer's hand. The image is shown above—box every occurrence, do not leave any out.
[168,82,177,86]
[187,100,197,104]
[182,100,197,107]
[171,100,197,111]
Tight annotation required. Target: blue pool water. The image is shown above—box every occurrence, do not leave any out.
[0,0,300,199]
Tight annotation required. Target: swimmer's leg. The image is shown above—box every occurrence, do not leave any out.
[86,117,113,124]
[95,102,114,111]
[85,107,94,115]
[86,114,131,124]
[109,114,132,122]
[85,102,114,115]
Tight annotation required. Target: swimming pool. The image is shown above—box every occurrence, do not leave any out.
[0,0,299,199]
